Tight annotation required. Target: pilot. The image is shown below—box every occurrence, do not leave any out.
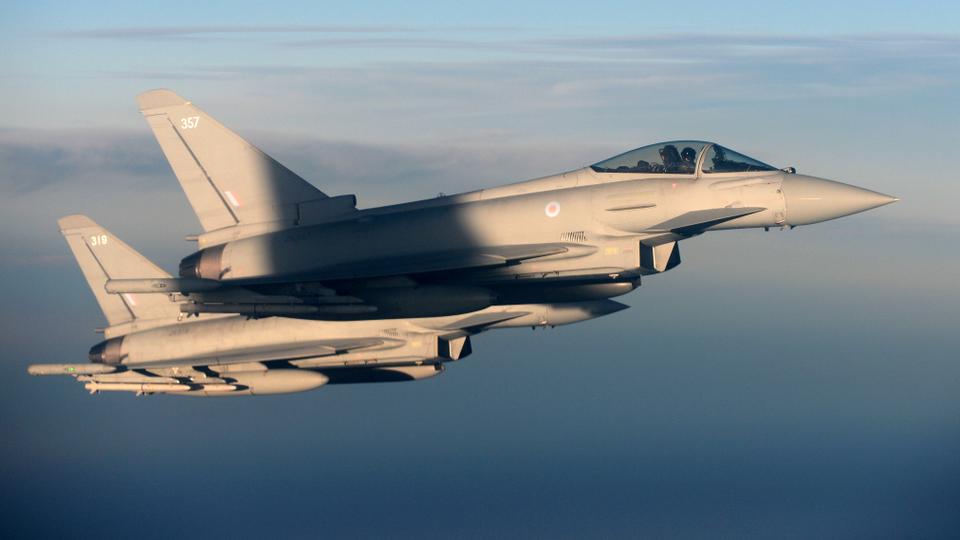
[634,160,652,173]
[659,145,681,173]
[680,147,697,173]
[711,145,728,172]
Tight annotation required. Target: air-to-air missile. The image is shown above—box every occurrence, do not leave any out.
[28,90,896,396]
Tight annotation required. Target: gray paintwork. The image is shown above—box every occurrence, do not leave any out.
[28,90,897,396]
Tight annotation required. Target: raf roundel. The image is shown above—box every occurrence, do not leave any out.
[545,201,561,218]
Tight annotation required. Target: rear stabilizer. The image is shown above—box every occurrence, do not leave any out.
[58,215,181,327]
[137,89,341,238]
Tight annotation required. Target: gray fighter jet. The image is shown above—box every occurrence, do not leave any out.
[28,90,897,396]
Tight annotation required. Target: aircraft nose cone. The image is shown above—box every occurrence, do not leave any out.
[782,176,898,226]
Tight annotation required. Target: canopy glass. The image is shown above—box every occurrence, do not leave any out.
[591,141,777,175]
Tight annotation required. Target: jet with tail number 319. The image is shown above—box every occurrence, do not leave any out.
[28,90,897,396]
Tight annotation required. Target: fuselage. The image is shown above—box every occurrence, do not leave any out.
[182,165,789,299]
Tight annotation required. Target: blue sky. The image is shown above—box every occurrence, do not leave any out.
[3,1,958,225]
[1,2,959,538]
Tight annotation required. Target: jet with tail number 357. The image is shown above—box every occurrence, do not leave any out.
[28,90,897,396]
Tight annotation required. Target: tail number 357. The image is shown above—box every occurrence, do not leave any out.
[179,116,200,129]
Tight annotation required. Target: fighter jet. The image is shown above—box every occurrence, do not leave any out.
[28,90,897,396]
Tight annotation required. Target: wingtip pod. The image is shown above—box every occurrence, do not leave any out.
[28,363,117,376]
[136,89,190,112]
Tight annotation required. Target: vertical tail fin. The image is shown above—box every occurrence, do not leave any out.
[58,215,180,326]
[136,89,328,232]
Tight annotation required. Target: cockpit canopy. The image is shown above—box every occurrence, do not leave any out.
[591,141,777,175]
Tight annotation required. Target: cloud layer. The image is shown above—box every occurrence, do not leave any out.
[2,17,959,539]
